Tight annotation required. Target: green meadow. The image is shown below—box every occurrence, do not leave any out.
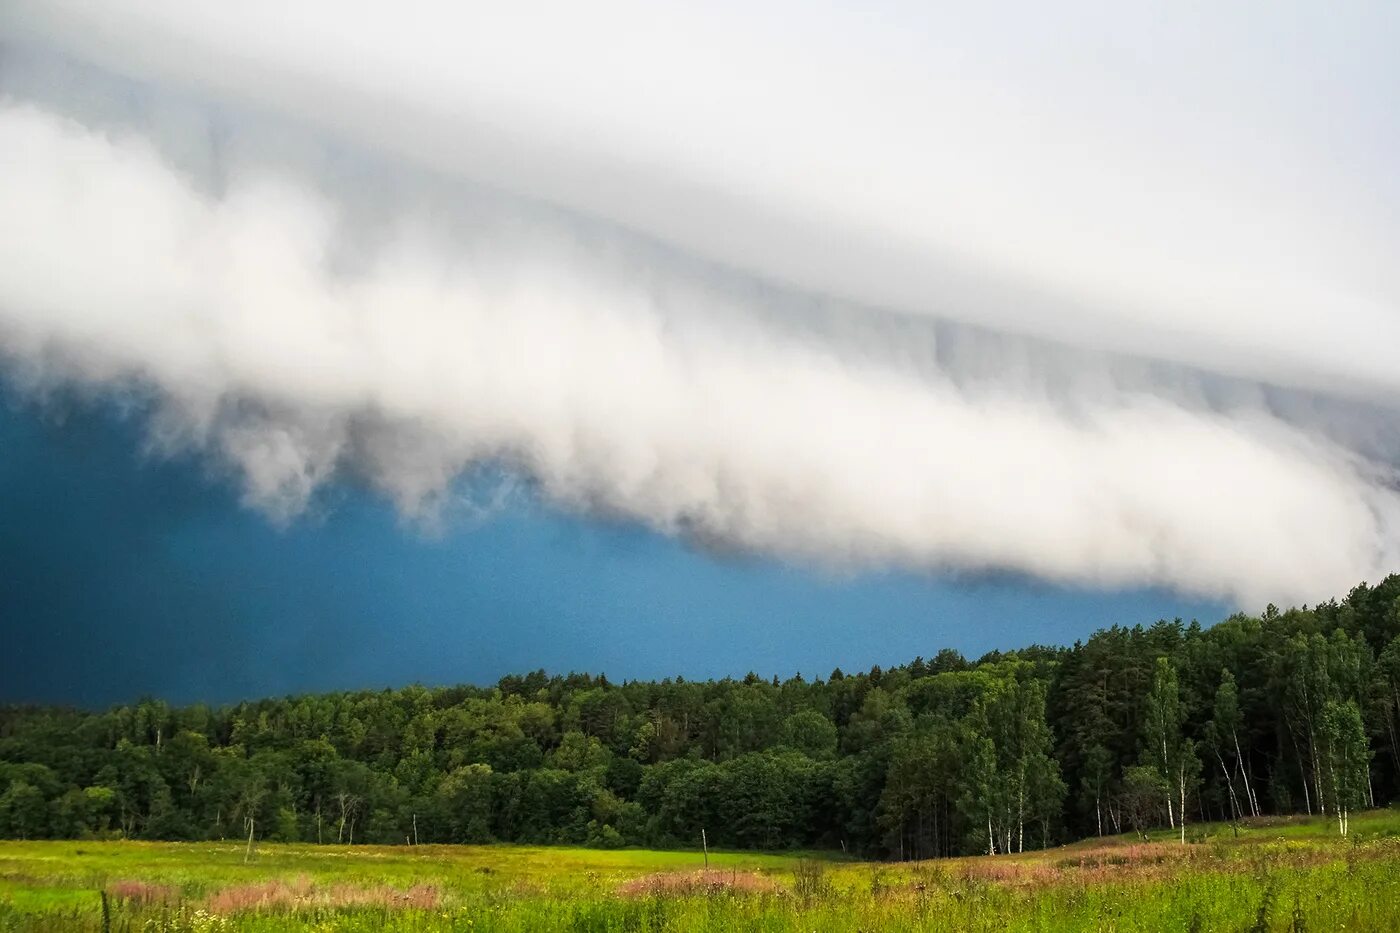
[5,809,1400,932]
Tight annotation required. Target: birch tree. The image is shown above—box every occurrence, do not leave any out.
[1205,669,1255,829]
[1320,700,1369,836]
[1142,657,1198,843]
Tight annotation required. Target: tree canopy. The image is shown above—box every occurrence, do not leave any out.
[2,574,1398,853]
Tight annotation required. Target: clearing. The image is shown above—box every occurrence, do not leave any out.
[3,809,1400,931]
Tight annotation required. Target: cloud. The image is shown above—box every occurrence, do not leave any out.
[5,1,1398,400]
[0,6,1398,607]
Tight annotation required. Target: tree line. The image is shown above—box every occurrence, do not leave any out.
[1,575,1398,855]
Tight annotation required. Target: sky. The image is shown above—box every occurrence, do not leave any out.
[0,3,1396,705]
[0,391,1225,706]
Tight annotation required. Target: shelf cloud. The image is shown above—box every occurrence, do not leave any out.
[1,2,1397,606]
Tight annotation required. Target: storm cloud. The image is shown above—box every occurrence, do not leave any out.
[1,2,1397,606]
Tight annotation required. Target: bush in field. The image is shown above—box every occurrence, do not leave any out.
[792,858,830,900]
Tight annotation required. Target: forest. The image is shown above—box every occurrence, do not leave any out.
[2,575,1398,859]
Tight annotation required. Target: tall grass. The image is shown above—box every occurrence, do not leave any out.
[3,809,1400,931]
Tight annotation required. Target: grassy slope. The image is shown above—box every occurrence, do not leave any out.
[3,809,1400,931]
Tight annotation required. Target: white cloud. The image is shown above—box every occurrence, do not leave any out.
[1,99,1397,606]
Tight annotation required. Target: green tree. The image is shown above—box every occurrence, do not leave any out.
[957,676,1064,854]
[879,724,958,859]
[1119,765,1169,839]
[1079,743,1113,836]
[1320,700,1369,836]
[1142,657,1198,844]
[780,710,838,759]
[1204,669,1255,831]
[0,780,48,839]
[437,764,494,843]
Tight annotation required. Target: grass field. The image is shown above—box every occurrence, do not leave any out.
[4,810,1400,931]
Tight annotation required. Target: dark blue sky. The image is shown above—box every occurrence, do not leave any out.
[0,392,1229,707]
